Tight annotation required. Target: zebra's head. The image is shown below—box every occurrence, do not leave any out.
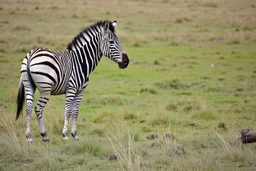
[100,20,129,69]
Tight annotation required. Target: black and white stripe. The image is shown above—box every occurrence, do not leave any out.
[16,20,129,141]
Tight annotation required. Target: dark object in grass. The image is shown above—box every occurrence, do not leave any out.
[218,122,227,130]
[241,129,256,144]
[146,134,158,140]
[200,144,206,148]
[172,144,185,155]
[109,155,117,161]
[140,88,157,94]
[163,133,174,140]
[184,123,196,127]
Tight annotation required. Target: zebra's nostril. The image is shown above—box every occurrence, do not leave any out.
[121,53,129,66]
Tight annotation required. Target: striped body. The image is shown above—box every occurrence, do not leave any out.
[16,20,129,141]
[23,48,72,95]
[23,46,100,95]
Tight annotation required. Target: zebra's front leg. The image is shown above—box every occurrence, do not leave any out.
[62,108,72,140]
[71,107,79,140]
[62,89,76,140]
[71,113,79,140]
[71,90,84,140]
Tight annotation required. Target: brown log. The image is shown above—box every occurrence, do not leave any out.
[241,129,256,144]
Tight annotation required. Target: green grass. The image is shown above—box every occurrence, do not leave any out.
[0,0,256,170]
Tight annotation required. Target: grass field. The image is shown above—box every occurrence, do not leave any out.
[0,0,256,170]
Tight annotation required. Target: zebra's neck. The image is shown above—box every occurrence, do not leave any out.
[66,21,108,87]
[70,34,103,78]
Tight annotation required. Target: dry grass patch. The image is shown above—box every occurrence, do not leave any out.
[91,111,115,123]
[155,79,188,90]
[107,126,142,171]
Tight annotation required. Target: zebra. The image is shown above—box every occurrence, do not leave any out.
[16,20,129,142]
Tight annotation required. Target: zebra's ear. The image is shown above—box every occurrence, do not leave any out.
[112,20,117,29]
[104,22,110,32]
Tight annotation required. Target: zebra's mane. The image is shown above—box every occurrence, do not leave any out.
[67,20,115,50]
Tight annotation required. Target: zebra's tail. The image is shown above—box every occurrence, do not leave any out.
[16,78,25,120]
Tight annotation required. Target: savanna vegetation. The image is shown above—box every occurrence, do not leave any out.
[0,0,256,170]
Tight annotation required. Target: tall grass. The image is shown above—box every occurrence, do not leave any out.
[215,130,244,161]
[107,125,142,171]
[0,115,32,156]
[0,114,63,170]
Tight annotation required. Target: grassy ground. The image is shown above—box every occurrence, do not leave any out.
[0,0,256,170]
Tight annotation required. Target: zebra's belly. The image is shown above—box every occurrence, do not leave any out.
[50,90,65,95]
[50,85,67,95]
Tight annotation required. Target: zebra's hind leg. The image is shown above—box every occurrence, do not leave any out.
[35,92,50,142]
[26,102,34,142]
[25,87,35,142]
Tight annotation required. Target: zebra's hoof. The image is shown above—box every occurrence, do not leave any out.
[43,137,50,142]
[73,136,79,140]
[63,136,69,140]
[27,138,33,142]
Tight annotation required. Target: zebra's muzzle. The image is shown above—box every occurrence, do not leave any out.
[118,53,129,69]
